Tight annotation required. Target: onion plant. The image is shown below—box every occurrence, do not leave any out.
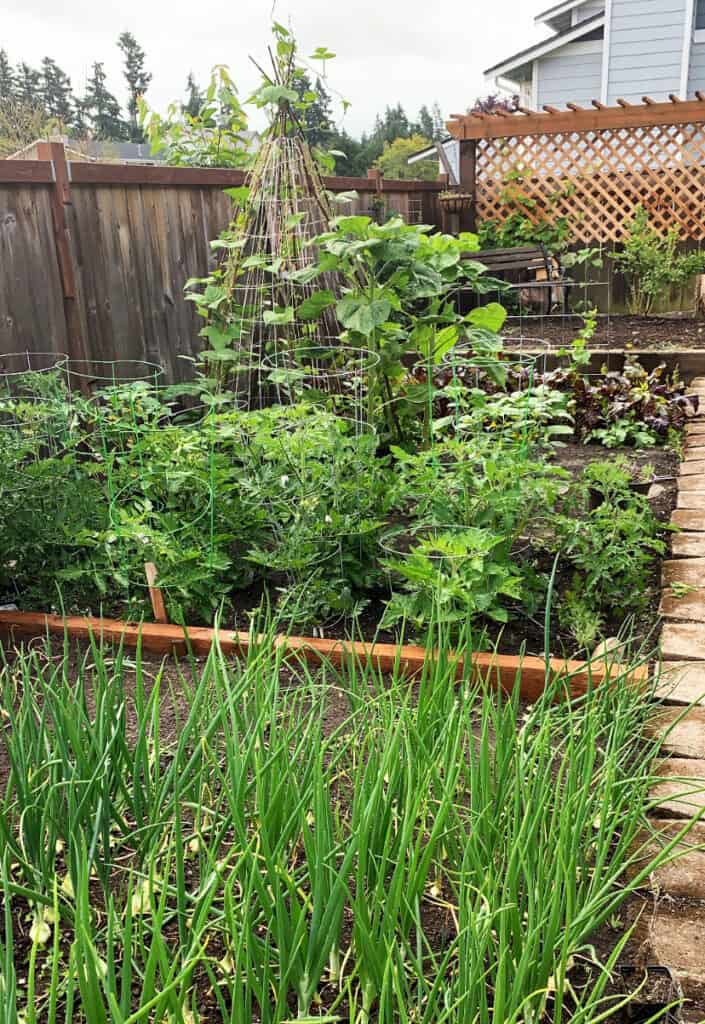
[0,620,697,1022]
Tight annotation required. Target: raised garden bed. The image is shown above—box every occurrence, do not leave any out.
[0,623,684,1023]
[504,314,705,352]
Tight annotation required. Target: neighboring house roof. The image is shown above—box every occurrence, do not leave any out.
[534,0,601,31]
[407,137,453,162]
[407,137,460,185]
[71,139,165,162]
[484,12,605,80]
[5,136,165,163]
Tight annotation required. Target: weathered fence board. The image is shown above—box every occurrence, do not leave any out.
[0,185,68,357]
[0,150,443,380]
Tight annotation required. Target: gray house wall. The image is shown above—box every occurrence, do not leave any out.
[536,44,603,105]
[606,0,688,103]
[688,39,705,93]
[491,0,705,115]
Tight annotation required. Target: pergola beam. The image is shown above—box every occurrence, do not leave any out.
[446,96,705,140]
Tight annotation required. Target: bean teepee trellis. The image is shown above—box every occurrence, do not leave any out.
[193,27,352,410]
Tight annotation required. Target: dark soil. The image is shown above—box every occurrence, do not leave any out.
[589,895,705,1022]
[503,314,705,351]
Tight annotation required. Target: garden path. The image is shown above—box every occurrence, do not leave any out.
[638,376,705,1019]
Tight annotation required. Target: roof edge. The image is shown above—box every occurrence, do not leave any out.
[484,12,604,77]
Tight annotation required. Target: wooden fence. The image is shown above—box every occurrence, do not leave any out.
[0,144,443,381]
[447,96,705,244]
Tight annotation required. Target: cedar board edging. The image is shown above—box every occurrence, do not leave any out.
[0,610,648,703]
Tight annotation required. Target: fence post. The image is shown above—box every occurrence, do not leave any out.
[458,139,477,233]
[367,168,385,223]
[36,142,90,382]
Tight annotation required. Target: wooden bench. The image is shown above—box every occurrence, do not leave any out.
[461,245,572,315]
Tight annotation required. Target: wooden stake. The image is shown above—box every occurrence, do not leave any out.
[144,562,168,623]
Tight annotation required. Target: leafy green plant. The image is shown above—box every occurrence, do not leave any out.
[139,66,250,168]
[307,215,506,442]
[477,168,571,253]
[585,416,660,449]
[380,527,523,637]
[543,351,697,447]
[611,204,705,315]
[554,458,666,619]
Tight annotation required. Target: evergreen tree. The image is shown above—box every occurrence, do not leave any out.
[182,72,204,117]
[431,101,445,140]
[378,104,410,143]
[0,50,14,100]
[71,95,90,138]
[329,128,367,176]
[416,105,434,141]
[117,31,151,141]
[15,63,42,107]
[84,62,127,140]
[40,57,74,126]
[294,71,333,147]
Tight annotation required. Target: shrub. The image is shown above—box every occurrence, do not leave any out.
[611,204,705,315]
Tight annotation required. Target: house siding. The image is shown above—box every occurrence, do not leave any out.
[688,39,705,93]
[606,0,687,103]
[536,43,603,106]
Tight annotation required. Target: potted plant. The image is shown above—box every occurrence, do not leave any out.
[439,190,474,215]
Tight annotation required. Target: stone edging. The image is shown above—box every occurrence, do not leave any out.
[644,377,705,1020]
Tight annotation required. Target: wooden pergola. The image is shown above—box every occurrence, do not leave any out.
[444,96,705,242]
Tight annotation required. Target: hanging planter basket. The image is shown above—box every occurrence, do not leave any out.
[439,191,474,214]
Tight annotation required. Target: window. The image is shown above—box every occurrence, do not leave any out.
[697,0,705,33]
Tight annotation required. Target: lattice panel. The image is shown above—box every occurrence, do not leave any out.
[475,121,705,242]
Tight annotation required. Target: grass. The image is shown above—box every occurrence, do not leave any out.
[0,620,694,1022]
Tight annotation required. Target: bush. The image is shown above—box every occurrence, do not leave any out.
[611,205,705,315]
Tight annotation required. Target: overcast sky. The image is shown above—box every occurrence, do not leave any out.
[0,0,549,135]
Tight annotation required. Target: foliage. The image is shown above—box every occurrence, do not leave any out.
[0,357,683,641]
[543,354,698,446]
[469,92,519,114]
[139,66,250,168]
[83,61,127,141]
[554,457,666,619]
[381,435,569,636]
[380,526,524,635]
[39,57,74,126]
[182,71,205,117]
[477,169,571,253]
[117,31,151,142]
[0,383,389,626]
[0,49,13,99]
[585,416,662,448]
[0,96,48,156]
[611,204,705,315]
[0,630,687,1021]
[330,100,446,176]
[373,133,438,180]
[292,70,334,147]
[307,215,501,442]
[0,33,150,142]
